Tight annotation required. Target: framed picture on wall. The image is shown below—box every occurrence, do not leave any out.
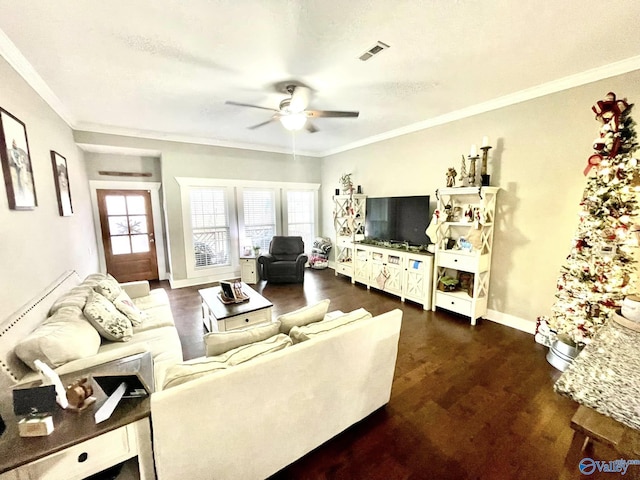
[50,150,73,216]
[0,108,37,210]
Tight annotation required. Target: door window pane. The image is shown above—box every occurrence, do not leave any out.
[111,236,131,255]
[105,195,126,215]
[108,216,130,235]
[128,215,148,234]
[126,195,146,215]
[131,234,150,253]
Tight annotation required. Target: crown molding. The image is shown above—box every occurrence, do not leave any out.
[74,122,322,158]
[76,143,163,157]
[0,27,76,126]
[319,55,640,157]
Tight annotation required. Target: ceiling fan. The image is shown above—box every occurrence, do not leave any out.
[225,84,359,133]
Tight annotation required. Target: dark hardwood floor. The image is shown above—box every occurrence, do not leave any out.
[152,268,579,480]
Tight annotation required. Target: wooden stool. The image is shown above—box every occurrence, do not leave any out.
[560,405,640,479]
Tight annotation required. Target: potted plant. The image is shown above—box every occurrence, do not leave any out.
[253,245,261,257]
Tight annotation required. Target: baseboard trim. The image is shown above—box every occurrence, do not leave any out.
[485,309,535,334]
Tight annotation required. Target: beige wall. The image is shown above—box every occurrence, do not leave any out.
[84,152,161,182]
[74,131,322,283]
[321,69,640,326]
[0,57,98,318]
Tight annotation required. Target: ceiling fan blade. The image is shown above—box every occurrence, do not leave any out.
[225,101,279,112]
[305,121,319,133]
[247,117,278,130]
[289,86,311,113]
[306,110,359,118]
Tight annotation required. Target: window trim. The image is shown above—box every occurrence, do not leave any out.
[177,177,319,283]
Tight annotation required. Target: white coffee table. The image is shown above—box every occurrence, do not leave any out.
[198,282,273,332]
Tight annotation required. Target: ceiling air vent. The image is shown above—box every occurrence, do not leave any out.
[359,41,390,61]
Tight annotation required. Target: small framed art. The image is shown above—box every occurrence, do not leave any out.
[0,108,37,210]
[50,151,73,216]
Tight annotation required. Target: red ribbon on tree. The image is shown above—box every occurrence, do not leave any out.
[584,92,629,175]
[583,154,602,176]
[592,92,629,131]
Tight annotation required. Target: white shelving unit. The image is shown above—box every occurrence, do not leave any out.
[431,186,499,325]
[333,194,366,278]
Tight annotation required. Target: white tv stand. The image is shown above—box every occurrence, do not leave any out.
[352,243,434,310]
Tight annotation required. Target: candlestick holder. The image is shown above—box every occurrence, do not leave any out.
[480,145,492,186]
[467,155,480,187]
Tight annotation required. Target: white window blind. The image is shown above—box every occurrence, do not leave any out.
[190,188,230,267]
[242,189,276,252]
[287,190,315,252]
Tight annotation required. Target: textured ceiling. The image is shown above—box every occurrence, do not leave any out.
[1,0,640,156]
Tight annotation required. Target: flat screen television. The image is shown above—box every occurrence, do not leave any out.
[365,195,431,246]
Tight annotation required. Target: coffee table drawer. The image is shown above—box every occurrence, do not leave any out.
[224,307,272,331]
[15,425,131,480]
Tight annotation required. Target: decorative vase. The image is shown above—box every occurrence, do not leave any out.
[546,334,583,371]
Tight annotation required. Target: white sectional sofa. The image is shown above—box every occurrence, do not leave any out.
[151,306,403,480]
[0,270,183,392]
[0,270,403,480]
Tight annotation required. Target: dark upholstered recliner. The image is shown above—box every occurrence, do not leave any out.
[258,236,308,283]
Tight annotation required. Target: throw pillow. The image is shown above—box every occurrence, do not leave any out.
[289,308,372,344]
[277,299,330,334]
[82,273,107,288]
[94,274,122,302]
[163,334,292,389]
[15,306,102,370]
[204,321,280,357]
[112,290,147,326]
[83,290,133,342]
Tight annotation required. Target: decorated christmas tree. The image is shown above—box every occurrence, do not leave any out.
[536,92,640,346]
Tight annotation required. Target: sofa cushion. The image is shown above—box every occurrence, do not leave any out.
[14,306,102,370]
[204,321,281,356]
[48,285,94,314]
[83,290,133,342]
[94,274,122,301]
[132,288,170,310]
[163,334,292,389]
[113,290,147,326]
[132,305,174,332]
[277,299,330,334]
[289,308,372,344]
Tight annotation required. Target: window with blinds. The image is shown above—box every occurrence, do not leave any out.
[287,190,315,252]
[190,188,230,267]
[242,189,276,252]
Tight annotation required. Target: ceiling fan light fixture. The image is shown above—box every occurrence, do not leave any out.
[280,112,307,131]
